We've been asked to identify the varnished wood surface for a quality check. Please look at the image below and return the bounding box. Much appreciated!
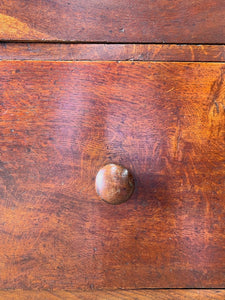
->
[1,43,225,62]
[0,289,225,299]
[0,1,225,43]
[0,61,225,289]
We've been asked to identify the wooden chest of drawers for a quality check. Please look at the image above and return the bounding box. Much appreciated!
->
[0,1,225,299]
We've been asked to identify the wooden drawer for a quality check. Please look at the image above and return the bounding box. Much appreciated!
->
[0,0,225,43]
[0,61,225,289]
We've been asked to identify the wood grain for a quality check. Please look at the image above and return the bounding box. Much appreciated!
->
[0,61,225,289]
[0,289,225,299]
[1,44,225,62]
[0,0,225,43]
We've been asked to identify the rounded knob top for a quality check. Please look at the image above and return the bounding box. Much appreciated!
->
[95,164,135,205]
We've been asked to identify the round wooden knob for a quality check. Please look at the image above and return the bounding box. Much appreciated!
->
[95,164,135,205]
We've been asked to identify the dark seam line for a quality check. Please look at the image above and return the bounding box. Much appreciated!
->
[1,60,225,63]
[116,287,225,290]
[0,40,225,46]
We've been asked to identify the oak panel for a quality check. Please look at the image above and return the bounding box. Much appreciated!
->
[1,43,225,62]
[0,289,225,299]
[0,0,225,43]
[0,62,225,289]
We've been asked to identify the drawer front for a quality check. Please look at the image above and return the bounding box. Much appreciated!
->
[0,0,225,43]
[0,61,225,289]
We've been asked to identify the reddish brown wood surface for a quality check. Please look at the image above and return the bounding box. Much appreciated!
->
[0,61,225,289]
[0,0,225,43]
[1,43,225,62]
[0,289,225,299]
